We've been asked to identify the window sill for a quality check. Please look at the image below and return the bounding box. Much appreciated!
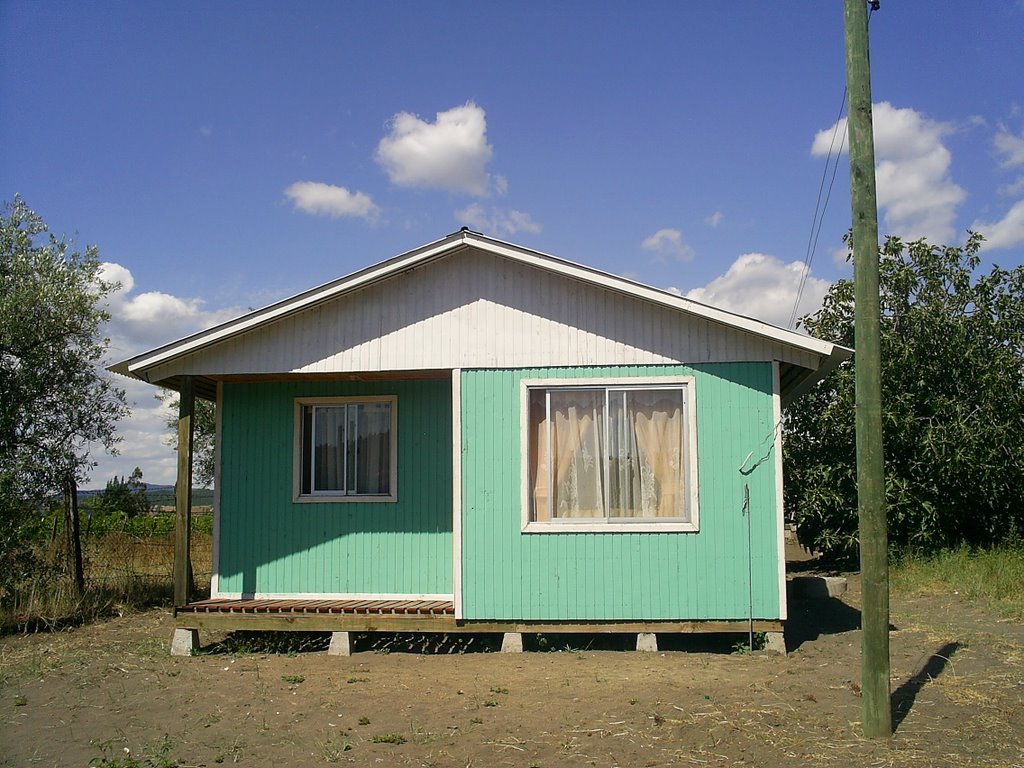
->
[293,494,397,504]
[522,521,699,534]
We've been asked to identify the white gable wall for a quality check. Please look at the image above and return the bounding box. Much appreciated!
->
[143,247,822,382]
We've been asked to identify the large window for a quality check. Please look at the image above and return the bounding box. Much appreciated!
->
[294,396,397,502]
[522,378,698,531]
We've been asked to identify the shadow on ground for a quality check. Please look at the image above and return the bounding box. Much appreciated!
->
[891,641,962,730]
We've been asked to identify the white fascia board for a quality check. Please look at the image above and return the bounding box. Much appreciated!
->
[122,232,469,376]
[462,234,840,359]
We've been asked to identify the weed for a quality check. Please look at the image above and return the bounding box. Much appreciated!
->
[358,716,370,725]
[489,686,509,694]
[346,676,369,684]
[315,734,352,762]
[372,733,406,744]
[628,697,638,705]
[469,717,484,725]
[282,674,305,685]
[411,724,440,745]
[14,693,28,706]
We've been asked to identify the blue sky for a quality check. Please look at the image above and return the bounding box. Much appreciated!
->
[3,1,1023,487]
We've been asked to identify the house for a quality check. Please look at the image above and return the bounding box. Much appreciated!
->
[111,229,849,655]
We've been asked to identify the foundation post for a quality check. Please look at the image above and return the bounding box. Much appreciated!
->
[328,632,352,656]
[764,631,787,655]
[171,628,199,656]
[500,632,524,653]
[636,632,658,652]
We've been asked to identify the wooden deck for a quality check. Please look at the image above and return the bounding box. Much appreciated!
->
[175,598,458,632]
[174,598,782,635]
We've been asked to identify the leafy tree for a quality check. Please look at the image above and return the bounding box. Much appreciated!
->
[94,467,149,517]
[0,196,128,592]
[784,233,1024,560]
[158,390,216,488]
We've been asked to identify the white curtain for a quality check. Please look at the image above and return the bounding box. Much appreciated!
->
[531,387,687,521]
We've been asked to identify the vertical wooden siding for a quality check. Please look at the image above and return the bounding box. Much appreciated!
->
[216,379,453,597]
[460,363,782,621]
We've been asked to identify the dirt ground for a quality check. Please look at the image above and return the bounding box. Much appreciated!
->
[2,571,1023,768]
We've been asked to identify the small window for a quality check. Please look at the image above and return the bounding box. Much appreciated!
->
[523,378,698,531]
[294,396,397,502]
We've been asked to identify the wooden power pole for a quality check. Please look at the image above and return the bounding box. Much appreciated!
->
[843,0,892,738]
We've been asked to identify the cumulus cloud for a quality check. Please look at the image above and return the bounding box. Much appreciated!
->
[642,228,695,263]
[994,125,1024,167]
[284,181,379,220]
[972,199,1024,251]
[91,263,250,487]
[813,102,965,243]
[375,102,495,195]
[99,262,244,357]
[705,211,725,228]
[455,203,541,236]
[685,252,830,329]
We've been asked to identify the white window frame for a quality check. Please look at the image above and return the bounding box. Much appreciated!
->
[520,375,699,533]
[293,395,398,503]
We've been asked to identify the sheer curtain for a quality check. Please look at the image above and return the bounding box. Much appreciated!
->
[529,386,687,522]
[629,391,685,518]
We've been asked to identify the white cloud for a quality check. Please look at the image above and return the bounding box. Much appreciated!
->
[972,199,1024,250]
[994,125,1024,167]
[284,181,380,220]
[813,102,965,243]
[91,263,249,487]
[455,203,541,236]
[642,228,695,262]
[375,102,495,195]
[999,176,1024,197]
[99,262,244,359]
[705,211,725,228]
[685,252,830,329]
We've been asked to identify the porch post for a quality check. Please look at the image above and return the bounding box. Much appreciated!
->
[173,376,195,607]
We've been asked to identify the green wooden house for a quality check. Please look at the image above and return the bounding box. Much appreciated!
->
[112,230,848,655]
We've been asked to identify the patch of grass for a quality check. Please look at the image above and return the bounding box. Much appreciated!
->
[357,716,370,725]
[489,685,509,694]
[346,676,369,684]
[893,544,1024,619]
[282,674,305,684]
[315,734,352,762]
[371,732,406,744]
[2,531,214,634]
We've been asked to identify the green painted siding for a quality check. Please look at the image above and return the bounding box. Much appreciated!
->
[216,379,453,596]
[460,363,781,620]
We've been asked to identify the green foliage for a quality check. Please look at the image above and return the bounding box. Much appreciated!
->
[785,233,1024,560]
[1,196,127,596]
[158,389,216,488]
[94,467,149,517]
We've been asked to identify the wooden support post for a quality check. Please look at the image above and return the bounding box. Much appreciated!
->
[64,474,84,598]
[844,0,892,738]
[173,377,195,608]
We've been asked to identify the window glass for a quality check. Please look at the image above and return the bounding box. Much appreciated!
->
[529,385,690,523]
[299,400,393,498]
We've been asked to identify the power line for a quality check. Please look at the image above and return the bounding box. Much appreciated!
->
[788,3,879,331]
[789,88,848,330]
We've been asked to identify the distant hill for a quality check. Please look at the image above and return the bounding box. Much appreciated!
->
[78,484,214,508]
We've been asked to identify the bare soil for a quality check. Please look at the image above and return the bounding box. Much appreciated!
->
[2,573,1022,767]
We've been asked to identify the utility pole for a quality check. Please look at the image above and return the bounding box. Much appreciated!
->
[843,0,891,738]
